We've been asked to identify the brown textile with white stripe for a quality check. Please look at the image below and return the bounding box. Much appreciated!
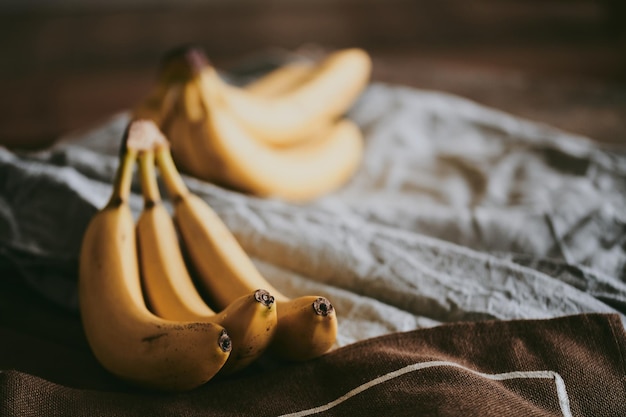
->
[2,313,625,416]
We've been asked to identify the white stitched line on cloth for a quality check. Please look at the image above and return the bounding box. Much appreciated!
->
[277,360,573,417]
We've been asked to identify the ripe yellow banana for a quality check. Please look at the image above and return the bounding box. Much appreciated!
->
[205,47,371,146]
[243,60,315,98]
[135,142,278,374]
[155,144,338,361]
[165,73,364,202]
[78,120,232,391]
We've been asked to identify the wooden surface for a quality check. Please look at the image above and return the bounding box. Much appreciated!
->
[1,0,625,150]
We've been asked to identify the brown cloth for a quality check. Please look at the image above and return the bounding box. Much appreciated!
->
[2,282,625,417]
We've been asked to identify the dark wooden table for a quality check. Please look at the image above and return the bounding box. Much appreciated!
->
[1,0,625,149]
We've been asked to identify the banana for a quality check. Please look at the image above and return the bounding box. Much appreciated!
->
[135,140,278,374]
[78,120,232,391]
[155,143,338,361]
[164,72,364,202]
[243,60,315,98]
[206,48,371,146]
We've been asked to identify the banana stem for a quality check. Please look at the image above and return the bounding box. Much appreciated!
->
[107,149,137,208]
[138,151,162,207]
[155,145,190,201]
[107,119,167,208]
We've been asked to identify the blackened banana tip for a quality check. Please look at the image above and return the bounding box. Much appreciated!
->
[218,329,232,353]
[312,297,334,317]
[254,289,275,307]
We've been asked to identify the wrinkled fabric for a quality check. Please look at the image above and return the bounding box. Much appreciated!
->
[1,82,625,348]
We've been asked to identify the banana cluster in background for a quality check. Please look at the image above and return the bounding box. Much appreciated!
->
[133,45,372,202]
[79,120,338,392]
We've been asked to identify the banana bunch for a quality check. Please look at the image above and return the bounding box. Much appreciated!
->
[153,129,339,361]
[134,45,371,202]
[79,119,338,391]
[80,120,231,391]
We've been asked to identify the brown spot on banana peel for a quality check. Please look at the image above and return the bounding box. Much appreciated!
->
[149,323,232,355]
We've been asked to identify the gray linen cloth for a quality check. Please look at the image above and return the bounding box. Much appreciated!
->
[1,82,625,348]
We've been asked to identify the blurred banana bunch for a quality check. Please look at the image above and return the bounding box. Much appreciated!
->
[133,45,372,202]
